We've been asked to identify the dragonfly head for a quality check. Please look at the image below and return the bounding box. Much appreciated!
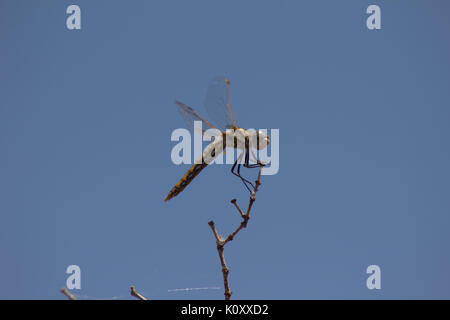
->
[254,130,270,150]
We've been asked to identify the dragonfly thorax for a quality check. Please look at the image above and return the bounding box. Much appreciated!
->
[223,128,269,151]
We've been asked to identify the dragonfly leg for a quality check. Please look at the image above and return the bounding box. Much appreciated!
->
[244,161,265,168]
[240,150,266,191]
[244,155,266,168]
[231,159,255,193]
[237,163,255,191]
[245,148,266,168]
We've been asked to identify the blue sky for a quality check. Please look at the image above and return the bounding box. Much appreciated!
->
[1,0,450,299]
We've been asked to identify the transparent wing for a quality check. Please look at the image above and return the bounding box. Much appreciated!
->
[204,76,236,130]
[174,100,218,134]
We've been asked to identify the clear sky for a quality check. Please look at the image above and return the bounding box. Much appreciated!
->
[1,0,450,299]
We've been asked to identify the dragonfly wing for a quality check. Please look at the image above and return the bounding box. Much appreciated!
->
[204,76,236,130]
[174,100,218,134]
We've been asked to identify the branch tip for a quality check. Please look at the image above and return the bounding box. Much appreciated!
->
[60,287,76,300]
[130,285,148,300]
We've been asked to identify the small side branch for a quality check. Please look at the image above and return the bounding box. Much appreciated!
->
[208,165,264,300]
[208,220,232,299]
[130,286,148,300]
[60,287,76,300]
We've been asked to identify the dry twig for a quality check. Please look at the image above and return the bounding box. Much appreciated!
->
[59,166,263,301]
[60,287,76,300]
[208,165,263,300]
[130,285,148,300]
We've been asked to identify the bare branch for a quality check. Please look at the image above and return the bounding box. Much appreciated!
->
[209,165,264,300]
[60,287,76,300]
[130,286,148,300]
[230,199,245,218]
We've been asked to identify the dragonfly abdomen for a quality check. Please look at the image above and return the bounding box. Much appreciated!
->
[164,162,208,202]
[164,136,225,202]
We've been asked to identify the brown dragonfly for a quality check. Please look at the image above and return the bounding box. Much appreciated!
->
[165,76,269,202]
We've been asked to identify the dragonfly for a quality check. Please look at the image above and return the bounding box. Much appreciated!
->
[164,76,269,202]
